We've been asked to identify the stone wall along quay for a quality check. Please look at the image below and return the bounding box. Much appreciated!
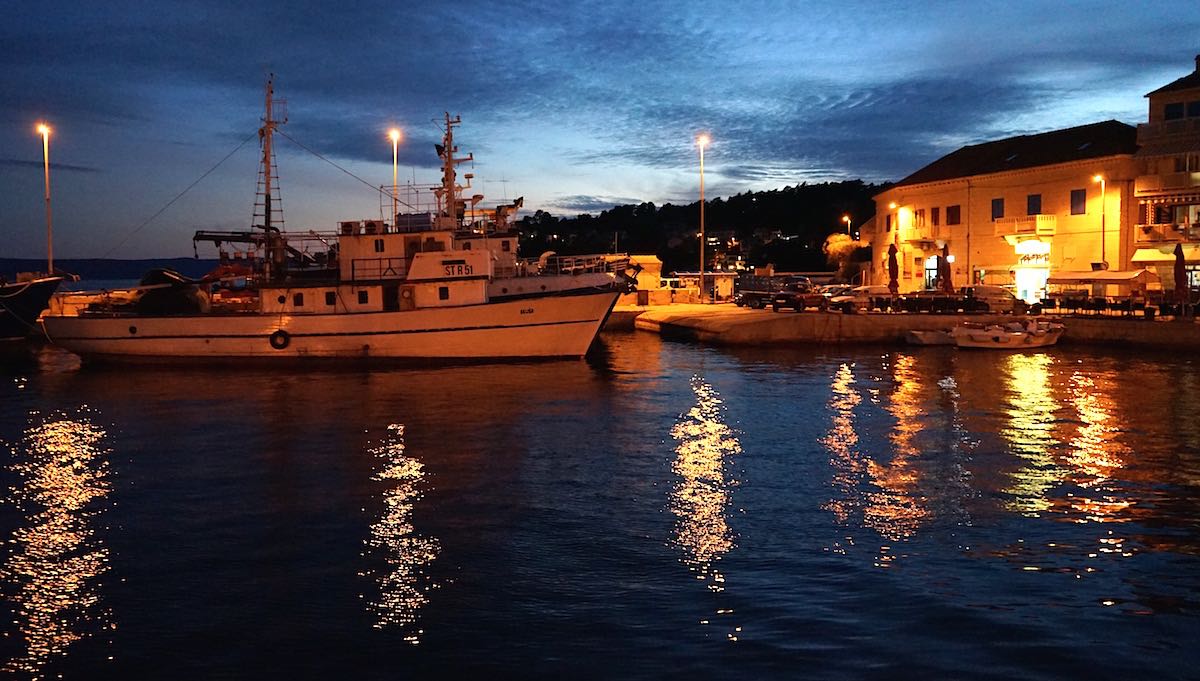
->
[621,304,1200,349]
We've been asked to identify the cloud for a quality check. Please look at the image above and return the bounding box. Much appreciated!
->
[0,158,100,173]
[545,194,647,214]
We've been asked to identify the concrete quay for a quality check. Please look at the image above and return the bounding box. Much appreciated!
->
[608,303,1200,350]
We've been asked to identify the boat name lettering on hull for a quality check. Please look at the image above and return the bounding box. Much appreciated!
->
[520,308,534,315]
[443,264,473,276]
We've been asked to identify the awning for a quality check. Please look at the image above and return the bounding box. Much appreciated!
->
[1046,269,1160,285]
[1132,245,1200,263]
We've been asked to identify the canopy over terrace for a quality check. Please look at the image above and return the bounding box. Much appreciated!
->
[1046,269,1160,285]
[1132,245,1200,264]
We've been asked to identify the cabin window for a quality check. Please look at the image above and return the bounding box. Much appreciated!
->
[931,207,940,226]
[325,291,336,306]
[991,198,1004,220]
[1165,102,1185,120]
[946,205,961,225]
[1026,194,1041,215]
[438,286,449,301]
[463,242,472,250]
[358,290,369,305]
[374,238,385,253]
[501,240,511,252]
[1070,189,1086,215]
[293,292,304,307]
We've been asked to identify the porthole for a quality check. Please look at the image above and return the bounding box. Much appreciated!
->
[128,326,137,335]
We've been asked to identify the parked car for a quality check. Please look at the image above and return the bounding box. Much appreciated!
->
[771,280,827,311]
[961,285,1029,313]
[828,284,896,313]
[899,289,969,313]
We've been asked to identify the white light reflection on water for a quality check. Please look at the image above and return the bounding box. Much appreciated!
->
[359,423,440,642]
[669,376,742,640]
[2,409,113,678]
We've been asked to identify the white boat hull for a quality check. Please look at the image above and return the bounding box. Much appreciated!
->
[42,290,619,360]
[952,325,1063,349]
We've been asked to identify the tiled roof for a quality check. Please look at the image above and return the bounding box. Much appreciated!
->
[1147,68,1200,96]
[893,120,1137,188]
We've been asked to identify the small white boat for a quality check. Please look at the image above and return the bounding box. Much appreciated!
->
[951,319,1064,349]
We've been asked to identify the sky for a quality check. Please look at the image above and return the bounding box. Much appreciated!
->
[2,0,1197,259]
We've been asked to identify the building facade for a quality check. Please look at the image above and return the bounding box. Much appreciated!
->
[868,55,1200,301]
[1130,55,1200,287]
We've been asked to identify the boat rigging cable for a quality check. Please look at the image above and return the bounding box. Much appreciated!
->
[274,129,417,211]
[102,131,259,257]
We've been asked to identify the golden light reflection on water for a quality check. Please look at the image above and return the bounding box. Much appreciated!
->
[867,354,929,543]
[670,376,742,640]
[822,363,863,527]
[1000,353,1064,515]
[2,410,112,678]
[1064,371,1131,524]
[359,424,440,642]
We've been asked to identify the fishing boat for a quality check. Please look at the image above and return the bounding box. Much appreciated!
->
[41,78,636,361]
[951,319,1064,349]
[1,275,63,340]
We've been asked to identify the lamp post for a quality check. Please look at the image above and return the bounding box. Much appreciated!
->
[389,128,402,227]
[842,214,852,236]
[696,133,710,303]
[37,123,53,274]
[1093,174,1107,268]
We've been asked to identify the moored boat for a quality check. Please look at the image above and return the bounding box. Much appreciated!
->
[951,319,1064,349]
[1,275,63,340]
[41,78,636,361]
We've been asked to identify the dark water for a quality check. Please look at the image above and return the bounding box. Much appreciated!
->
[2,333,1199,680]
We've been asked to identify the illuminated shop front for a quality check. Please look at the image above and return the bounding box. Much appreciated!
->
[1012,239,1051,303]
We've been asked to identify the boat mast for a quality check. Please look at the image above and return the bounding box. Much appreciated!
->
[255,75,288,277]
[434,113,472,230]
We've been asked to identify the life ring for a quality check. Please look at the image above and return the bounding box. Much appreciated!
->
[269,329,291,350]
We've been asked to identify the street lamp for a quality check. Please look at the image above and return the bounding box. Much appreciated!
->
[37,123,53,274]
[1093,174,1107,268]
[389,128,402,228]
[842,214,852,236]
[696,133,710,303]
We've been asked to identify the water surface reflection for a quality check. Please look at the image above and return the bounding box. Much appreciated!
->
[670,376,742,639]
[360,423,440,641]
[2,409,112,678]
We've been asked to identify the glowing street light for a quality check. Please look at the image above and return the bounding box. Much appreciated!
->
[1093,174,1107,268]
[696,133,710,303]
[37,123,53,273]
[388,128,402,227]
[842,214,852,235]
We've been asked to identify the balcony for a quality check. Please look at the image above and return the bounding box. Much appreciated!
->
[1135,172,1200,194]
[994,214,1056,238]
[901,225,946,244]
[1137,118,1200,145]
[1136,222,1200,244]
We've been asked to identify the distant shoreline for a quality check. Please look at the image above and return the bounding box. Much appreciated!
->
[1,257,218,280]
